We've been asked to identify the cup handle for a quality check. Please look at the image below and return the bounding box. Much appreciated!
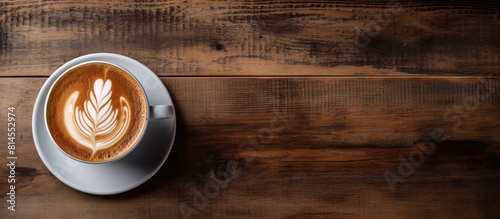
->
[149,105,174,120]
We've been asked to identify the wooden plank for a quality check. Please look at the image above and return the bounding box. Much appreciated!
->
[0,0,498,76]
[0,77,499,218]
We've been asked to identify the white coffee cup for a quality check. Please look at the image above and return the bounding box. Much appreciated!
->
[44,60,173,164]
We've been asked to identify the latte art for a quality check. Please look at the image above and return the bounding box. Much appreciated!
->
[64,78,131,155]
[46,62,148,162]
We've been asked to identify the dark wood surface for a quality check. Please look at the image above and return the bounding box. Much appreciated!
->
[1,1,499,218]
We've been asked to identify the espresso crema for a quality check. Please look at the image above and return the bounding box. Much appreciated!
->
[46,62,147,162]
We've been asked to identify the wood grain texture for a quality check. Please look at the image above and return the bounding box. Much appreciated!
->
[1,77,500,218]
[1,0,499,218]
[0,0,499,76]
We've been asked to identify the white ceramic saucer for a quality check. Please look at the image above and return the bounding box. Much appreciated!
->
[32,53,176,195]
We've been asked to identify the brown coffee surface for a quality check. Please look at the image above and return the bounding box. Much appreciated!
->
[46,62,147,162]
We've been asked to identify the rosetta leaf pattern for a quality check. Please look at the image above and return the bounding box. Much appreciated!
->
[64,78,131,155]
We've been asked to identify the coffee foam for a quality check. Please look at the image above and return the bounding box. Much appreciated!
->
[46,63,147,162]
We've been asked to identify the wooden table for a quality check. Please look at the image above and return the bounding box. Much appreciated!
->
[1,1,499,218]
